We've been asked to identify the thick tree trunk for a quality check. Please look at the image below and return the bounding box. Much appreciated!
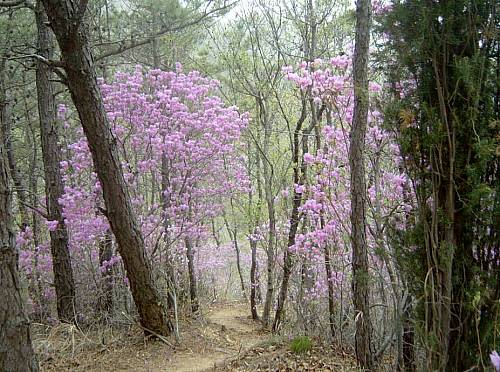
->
[0,120,39,372]
[35,1,76,323]
[40,0,171,336]
[349,0,373,369]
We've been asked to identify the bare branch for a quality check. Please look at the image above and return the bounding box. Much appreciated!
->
[0,0,25,7]
[19,200,49,220]
[16,53,65,68]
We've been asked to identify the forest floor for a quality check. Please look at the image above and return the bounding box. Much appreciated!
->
[34,301,359,371]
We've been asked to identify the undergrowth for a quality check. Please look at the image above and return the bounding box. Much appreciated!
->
[290,335,313,354]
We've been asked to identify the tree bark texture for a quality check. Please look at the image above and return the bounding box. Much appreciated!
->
[0,43,29,230]
[257,95,276,326]
[161,154,177,314]
[36,1,76,322]
[185,238,199,314]
[0,116,39,372]
[249,229,259,320]
[40,0,171,336]
[349,0,373,369]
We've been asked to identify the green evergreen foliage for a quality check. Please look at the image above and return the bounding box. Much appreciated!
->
[379,0,499,369]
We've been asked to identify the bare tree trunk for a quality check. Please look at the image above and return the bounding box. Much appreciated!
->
[98,229,113,317]
[272,185,301,332]
[40,0,171,336]
[256,95,276,326]
[247,138,260,321]
[36,1,76,323]
[349,0,373,368]
[26,116,50,321]
[224,213,246,300]
[323,234,336,340]
[315,101,336,342]
[185,237,199,314]
[0,42,29,231]
[402,296,415,371]
[232,229,246,300]
[0,117,39,372]
[161,154,177,314]
[249,230,259,320]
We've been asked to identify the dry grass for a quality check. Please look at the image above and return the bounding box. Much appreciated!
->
[31,302,359,371]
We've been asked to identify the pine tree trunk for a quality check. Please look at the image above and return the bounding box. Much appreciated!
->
[349,0,373,368]
[27,118,50,321]
[0,116,39,372]
[35,1,76,323]
[0,42,29,230]
[40,0,171,336]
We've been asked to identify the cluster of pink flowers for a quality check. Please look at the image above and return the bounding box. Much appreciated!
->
[18,65,250,309]
[281,57,412,300]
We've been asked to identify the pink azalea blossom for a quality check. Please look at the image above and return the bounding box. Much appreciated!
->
[46,220,59,232]
[491,351,500,371]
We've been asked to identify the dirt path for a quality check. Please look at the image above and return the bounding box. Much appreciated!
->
[168,303,267,372]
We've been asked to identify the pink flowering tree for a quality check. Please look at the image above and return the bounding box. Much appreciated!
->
[20,65,249,319]
[276,56,412,335]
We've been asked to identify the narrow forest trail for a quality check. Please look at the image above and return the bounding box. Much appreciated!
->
[167,303,268,372]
